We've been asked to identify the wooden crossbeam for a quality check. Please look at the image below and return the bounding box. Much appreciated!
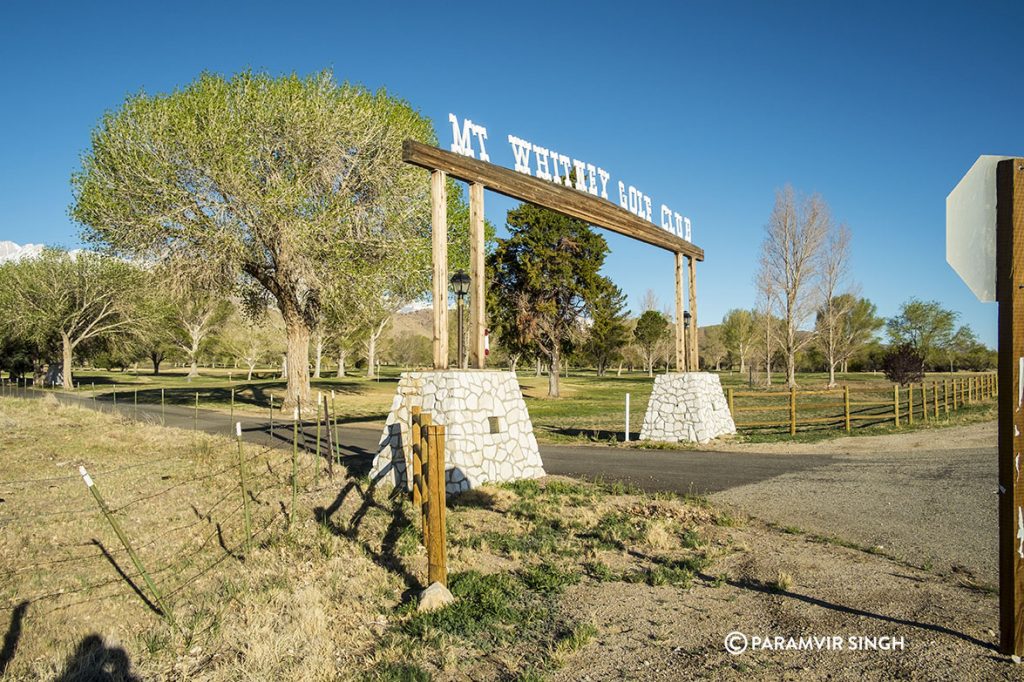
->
[404,140,704,260]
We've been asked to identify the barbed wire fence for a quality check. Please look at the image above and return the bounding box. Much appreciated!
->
[0,389,356,633]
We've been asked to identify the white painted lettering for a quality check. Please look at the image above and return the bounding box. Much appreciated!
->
[597,168,610,199]
[533,144,552,181]
[508,135,533,175]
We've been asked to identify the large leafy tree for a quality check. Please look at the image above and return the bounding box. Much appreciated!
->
[488,204,608,397]
[633,310,670,377]
[720,309,756,373]
[71,70,442,409]
[886,299,957,368]
[584,280,630,376]
[0,249,146,388]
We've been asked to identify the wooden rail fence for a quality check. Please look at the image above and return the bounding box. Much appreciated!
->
[726,373,997,436]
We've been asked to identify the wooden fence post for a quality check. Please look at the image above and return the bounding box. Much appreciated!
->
[894,385,900,426]
[944,380,949,416]
[933,382,939,419]
[424,423,448,586]
[727,387,734,416]
[908,385,914,425]
[844,385,851,433]
[789,387,797,436]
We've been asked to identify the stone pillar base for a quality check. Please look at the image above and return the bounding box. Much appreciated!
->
[369,370,545,495]
[639,372,736,444]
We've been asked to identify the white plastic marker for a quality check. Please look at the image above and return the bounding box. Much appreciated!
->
[625,393,631,443]
[79,465,94,488]
[236,422,242,438]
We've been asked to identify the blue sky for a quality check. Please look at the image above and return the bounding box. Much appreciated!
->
[1,1,1018,345]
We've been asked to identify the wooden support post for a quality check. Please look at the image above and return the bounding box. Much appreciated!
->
[431,170,449,370]
[411,407,423,508]
[934,382,939,419]
[997,158,1024,656]
[727,387,734,416]
[687,255,698,371]
[424,423,448,586]
[944,379,950,416]
[844,385,851,433]
[674,252,685,371]
[789,387,797,436]
[419,413,432,549]
[894,385,900,427]
[469,182,486,369]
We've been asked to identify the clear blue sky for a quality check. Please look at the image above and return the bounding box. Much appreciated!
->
[1,1,1018,346]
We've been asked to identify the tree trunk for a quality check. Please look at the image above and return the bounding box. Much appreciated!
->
[247,364,255,381]
[282,323,310,410]
[548,349,560,398]
[509,354,520,373]
[787,351,796,388]
[827,361,836,388]
[188,357,198,378]
[61,332,74,390]
[617,362,623,376]
[366,334,377,379]
[535,357,542,377]
[336,350,346,378]
[280,354,287,379]
[150,351,162,375]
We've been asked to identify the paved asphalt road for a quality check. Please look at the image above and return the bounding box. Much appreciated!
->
[16,388,995,583]
[23,388,833,493]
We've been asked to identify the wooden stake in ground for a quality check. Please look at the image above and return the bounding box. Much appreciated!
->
[997,158,1024,656]
[424,422,447,586]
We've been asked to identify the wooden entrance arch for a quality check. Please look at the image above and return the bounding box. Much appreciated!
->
[402,140,706,372]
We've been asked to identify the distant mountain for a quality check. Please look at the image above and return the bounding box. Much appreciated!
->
[0,241,44,263]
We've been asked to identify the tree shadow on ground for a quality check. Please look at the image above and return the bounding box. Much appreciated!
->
[546,427,628,442]
[53,634,140,682]
[314,479,421,599]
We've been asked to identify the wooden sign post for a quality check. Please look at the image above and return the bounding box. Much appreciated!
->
[997,158,1024,657]
[407,140,704,373]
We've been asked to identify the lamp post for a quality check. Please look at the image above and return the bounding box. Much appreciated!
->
[450,270,471,370]
[683,311,692,372]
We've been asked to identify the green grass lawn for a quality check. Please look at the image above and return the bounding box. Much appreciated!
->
[33,365,995,444]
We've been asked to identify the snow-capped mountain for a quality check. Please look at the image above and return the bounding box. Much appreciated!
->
[0,241,44,263]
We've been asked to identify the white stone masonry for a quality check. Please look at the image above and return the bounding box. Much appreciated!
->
[639,372,736,443]
[369,370,545,495]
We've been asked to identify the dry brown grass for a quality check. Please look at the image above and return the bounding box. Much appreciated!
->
[0,397,727,681]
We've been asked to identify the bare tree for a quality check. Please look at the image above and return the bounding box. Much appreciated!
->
[754,268,779,386]
[757,186,830,387]
[814,226,854,387]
